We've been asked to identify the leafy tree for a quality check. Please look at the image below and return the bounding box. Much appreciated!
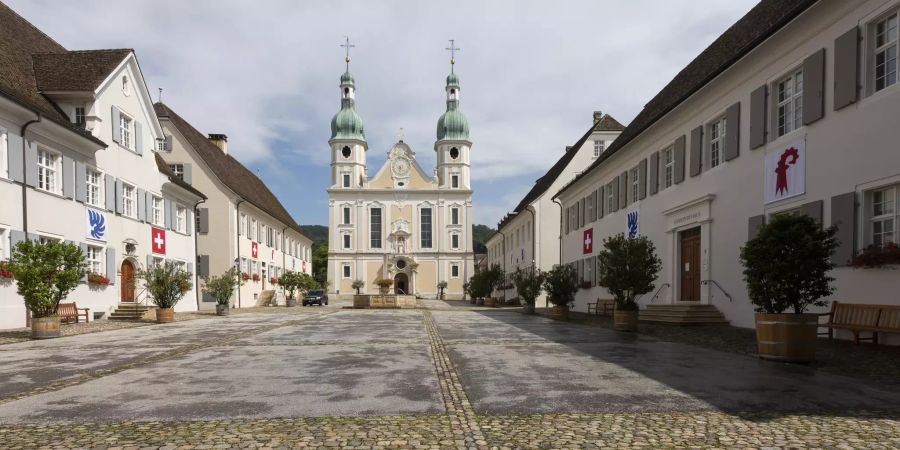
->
[138,262,193,309]
[352,279,365,295]
[597,234,662,311]
[740,214,838,314]
[202,267,242,306]
[8,240,86,318]
[279,271,318,300]
[542,264,579,308]
[312,242,328,287]
[468,264,504,299]
[437,280,448,297]
[511,267,545,306]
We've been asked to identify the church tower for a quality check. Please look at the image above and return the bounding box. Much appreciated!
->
[330,49,367,190]
[434,47,470,191]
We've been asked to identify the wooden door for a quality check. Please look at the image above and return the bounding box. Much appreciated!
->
[679,227,701,302]
[120,260,135,302]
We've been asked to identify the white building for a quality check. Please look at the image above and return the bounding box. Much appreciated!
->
[486,112,624,305]
[555,0,900,343]
[155,103,313,308]
[326,65,475,299]
[0,4,205,328]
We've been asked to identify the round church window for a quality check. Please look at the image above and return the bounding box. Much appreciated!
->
[396,259,407,269]
[450,147,459,159]
[341,146,351,158]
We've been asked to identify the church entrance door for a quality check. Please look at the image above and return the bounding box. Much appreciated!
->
[394,273,409,295]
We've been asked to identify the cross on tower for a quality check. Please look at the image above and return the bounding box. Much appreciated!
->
[445,39,460,72]
[341,36,355,71]
[398,127,405,142]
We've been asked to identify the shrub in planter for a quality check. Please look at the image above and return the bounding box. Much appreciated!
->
[87,272,110,286]
[849,242,900,268]
[375,278,393,295]
[241,272,250,281]
[8,240,86,339]
[597,234,662,332]
[542,264,579,320]
[437,281,448,300]
[511,267,545,314]
[740,214,838,362]
[203,268,242,315]
[251,273,261,282]
[138,262,193,323]
[279,271,317,306]
[352,279,365,295]
[0,261,14,279]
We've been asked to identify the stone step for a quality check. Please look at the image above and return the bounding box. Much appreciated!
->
[639,315,730,324]
[640,303,729,324]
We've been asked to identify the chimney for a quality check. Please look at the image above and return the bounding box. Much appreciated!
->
[593,111,604,123]
[208,133,228,154]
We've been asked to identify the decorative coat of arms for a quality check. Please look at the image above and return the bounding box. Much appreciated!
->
[86,208,107,241]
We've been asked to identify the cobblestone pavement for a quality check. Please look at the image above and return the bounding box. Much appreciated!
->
[1,308,899,449]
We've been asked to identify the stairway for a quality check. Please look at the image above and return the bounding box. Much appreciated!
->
[640,303,729,324]
[109,303,151,320]
[256,290,276,307]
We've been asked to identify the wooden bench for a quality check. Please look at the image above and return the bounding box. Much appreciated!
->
[818,301,900,344]
[587,299,614,316]
[57,302,90,324]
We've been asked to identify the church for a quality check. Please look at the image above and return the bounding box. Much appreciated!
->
[326,55,475,300]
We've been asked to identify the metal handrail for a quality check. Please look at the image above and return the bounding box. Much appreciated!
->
[650,283,671,303]
[701,279,733,302]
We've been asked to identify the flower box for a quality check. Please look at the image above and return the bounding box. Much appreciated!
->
[241,272,251,281]
[252,274,261,282]
[269,277,278,284]
[849,243,900,268]
[0,261,13,279]
[87,272,110,285]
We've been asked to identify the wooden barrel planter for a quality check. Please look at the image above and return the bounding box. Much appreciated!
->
[754,313,819,363]
[552,305,569,320]
[614,310,639,332]
[522,304,535,314]
[156,307,175,323]
[31,316,60,339]
[215,304,230,316]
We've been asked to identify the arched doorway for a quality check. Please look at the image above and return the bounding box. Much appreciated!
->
[120,260,135,302]
[394,273,409,295]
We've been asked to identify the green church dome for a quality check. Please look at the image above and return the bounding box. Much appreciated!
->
[446,72,459,87]
[436,107,469,141]
[340,71,355,85]
[331,71,365,141]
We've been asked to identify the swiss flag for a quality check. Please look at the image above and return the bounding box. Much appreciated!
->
[251,241,258,258]
[583,228,593,255]
[151,227,166,255]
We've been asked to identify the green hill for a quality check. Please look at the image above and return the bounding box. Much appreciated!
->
[472,224,496,254]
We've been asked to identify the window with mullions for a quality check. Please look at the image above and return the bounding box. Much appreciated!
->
[776,70,803,137]
[86,245,103,273]
[86,168,104,207]
[370,208,382,248]
[37,148,60,193]
[420,208,433,248]
[707,117,726,169]
[874,11,899,92]
[869,185,898,247]
[662,146,675,188]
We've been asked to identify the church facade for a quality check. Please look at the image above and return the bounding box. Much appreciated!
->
[326,67,475,300]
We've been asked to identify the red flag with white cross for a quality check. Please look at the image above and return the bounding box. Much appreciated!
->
[583,228,593,254]
[251,242,258,258]
[151,227,166,255]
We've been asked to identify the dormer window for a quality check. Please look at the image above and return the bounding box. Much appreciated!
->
[74,106,86,128]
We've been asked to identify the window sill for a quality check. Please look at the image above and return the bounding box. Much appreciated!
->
[766,128,806,149]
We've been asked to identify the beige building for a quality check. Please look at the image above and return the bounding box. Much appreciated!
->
[327,65,475,299]
[155,103,313,308]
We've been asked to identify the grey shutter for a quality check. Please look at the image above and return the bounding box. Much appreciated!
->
[105,175,116,211]
[7,132,24,183]
[165,135,173,152]
[199,255,210,278]
[137,188,146,222]
[147,254,154,268]
[24,140,37,187]
[111,106,121,144]
[724,102,740,161]
[164,199,173,230]
[748,215,766,241]
[186,208,193,235]
[187,262,194,276]
[115,178,124,214]
[834,27,859,110]
[800,199,824,225]
[830,192,856,266]
[673,135,686,184]
[802,48,825,125]
[146,191,154,222]
[182,163,192,184]
[649,151,659,195]
[689,126,703,177]
[198,207,209,233]
[62,155,74,199]
[598,185,604,218]
[750,85,767,149]
[612,181,619,212]
[75,161,86,203]
[638,159,647,200]
[589,191,595,222]
[106,247,116,285]
[9,230,26,250]
[79,243,89,282]
[134,121,143,155]
[618,172,627,208]
[580,197,586,227]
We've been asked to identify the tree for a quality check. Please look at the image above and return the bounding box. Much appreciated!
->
[437,281,448,297]
[597,234,662,311]
[8,240,86,318]
[280,271,319,300]
[138,262,193,309]
[352,279,365,295]
[202,267,242,306]
[511,267,545,306]
[312,243,328,287]
[740,214,838,314]
[468,264,504,299]
[542,264,579,308]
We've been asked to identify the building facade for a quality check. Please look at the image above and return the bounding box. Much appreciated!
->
[555,0,900,343]
[0,4,204,328]
[486,112,624,305]
[327,67,475,299]
[155,103,313,308]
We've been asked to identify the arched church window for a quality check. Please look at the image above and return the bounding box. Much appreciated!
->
[341,146,351,158]
[450,89,456,95]
[344,87,349,95]
[396,259,407,269]
[450,147,459,159]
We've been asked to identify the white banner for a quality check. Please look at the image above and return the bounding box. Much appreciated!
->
[626,208,640,238]
[86,208,107,241]
[764,139,806,204]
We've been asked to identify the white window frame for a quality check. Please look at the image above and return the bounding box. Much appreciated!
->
[451,175,459,189]
[37,148,61,194]
[867,184,898,247]
[122,183,136,218]
[74,106,86,128]
[250,218,257,240]
[451,233,460,250]
[85,167,104,207]
[662,146,674,189]
[342,173,351,188]
[0,227,7,260]
[873,10,899,93]
[606,182,615,213]
[707,117,726,169]
[152,196,163,226]
[451,207,460,225]
[175,205,187,233]
[776,69,803,137]
[169,164,184,180]
[593,139,605,158]
[451,263,460,278]
[119,112,133,150]
[86,245,104,274]
[630,167,639,203]
[343,207,351,225]
[342,263,351,279]
[342,233,351,250]
[240,213,247,236]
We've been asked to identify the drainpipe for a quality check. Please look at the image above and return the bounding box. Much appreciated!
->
[552,198,563,308]
[235,199,246,308]
[525,206,537,270]
[20,114,42,235]
[281,225,290,301]
[192,198,206,311]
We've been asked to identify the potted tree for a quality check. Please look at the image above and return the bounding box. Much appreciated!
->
[740,214,838,362]
[511,267,545,314]
[352,279,365,295]
[8,240,86,339]
[597,234,662,332]
[138,262,193,323]
[437,281,448,300]
[203,268,241,316]
[542,264,579,320]
[279,272,300,307]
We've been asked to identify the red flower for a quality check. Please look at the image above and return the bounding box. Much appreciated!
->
[87,272,110,285]
[252,273,260,282]
[849,242,900,268]
[241,272,251,281]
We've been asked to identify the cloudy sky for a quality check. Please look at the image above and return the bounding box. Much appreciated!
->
[10,0,757,227]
